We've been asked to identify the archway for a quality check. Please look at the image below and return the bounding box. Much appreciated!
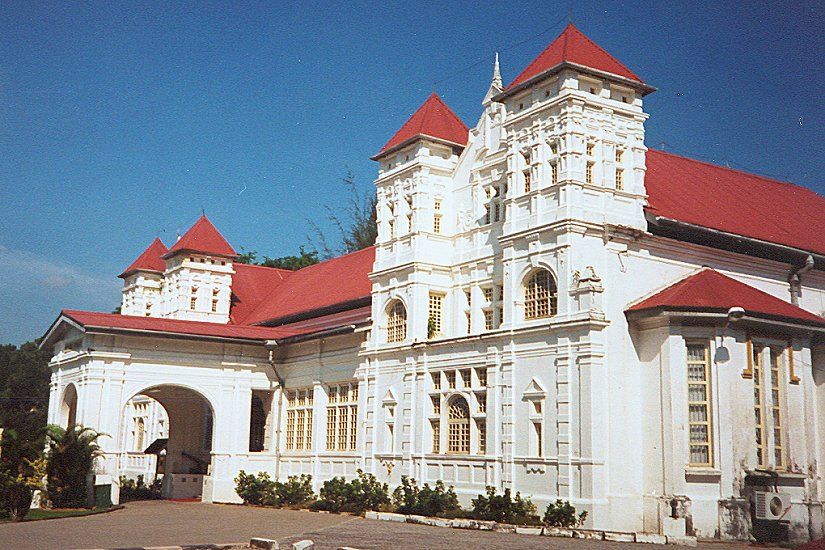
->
[121,384,214,500]
[60,383,78,428]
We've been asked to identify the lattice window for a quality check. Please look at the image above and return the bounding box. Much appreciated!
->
[446,370,456,389]
[431,371,441,390]
[326,383,358,451]
[586,142,594,156]
[460,369,472,388]
[447,397,470,454]
[477,391,486,414]
[285,388,313,451]
[476,368,487,388]
[484,309,494,330]
[753,343,766,467]
[387,300,407,343]
[428,293,443,337]
[615,169,624,191]
[615,148,623,163]
[432,420,440,453]
[190,285,198,310]
[433,215,442,234]
[431,395,441,415]
[769,349,785,468]
[550,162,558,184]
[586,161,594,184]
[477,419,486,454]
[687,343,713,466]
[524,269,558,319]
[523,170,532,193]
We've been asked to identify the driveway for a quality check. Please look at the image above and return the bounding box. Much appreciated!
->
[0,500,754,550]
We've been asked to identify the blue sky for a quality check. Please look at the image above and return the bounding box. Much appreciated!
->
[1,1,823,344]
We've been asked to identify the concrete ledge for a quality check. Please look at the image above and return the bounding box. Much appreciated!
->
[250,537,279,549]
[364,509,700,546]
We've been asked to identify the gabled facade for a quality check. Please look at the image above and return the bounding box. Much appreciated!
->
[41,24,825,543]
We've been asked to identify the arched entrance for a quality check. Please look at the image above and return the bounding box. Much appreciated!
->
[121,384,214,500]
[60,383,78,428]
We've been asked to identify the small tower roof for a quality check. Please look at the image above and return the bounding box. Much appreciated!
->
[118,238,168,278]
[163,214,237,259]
[506,23,648,92]
[372,93,469,160]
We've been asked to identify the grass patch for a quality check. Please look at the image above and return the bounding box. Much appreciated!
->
[1,506,120,523]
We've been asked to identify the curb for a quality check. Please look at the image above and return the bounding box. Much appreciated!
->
[365,511,697,546]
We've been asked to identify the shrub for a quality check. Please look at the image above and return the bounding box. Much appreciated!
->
[471,486,537,524]
[46,425,104,508]
[274,474,314,507]
[316,469,389,513]
[392,476,460,517]
[234,470,276,506]
[543,499,587,528]
[119,475,162,502]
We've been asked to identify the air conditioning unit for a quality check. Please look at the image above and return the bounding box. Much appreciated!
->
[754,491,792,521]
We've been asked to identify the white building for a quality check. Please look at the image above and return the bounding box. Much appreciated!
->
[42,24,825,542]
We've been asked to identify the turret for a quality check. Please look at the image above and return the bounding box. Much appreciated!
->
[118,238,168,317]
[160,215,237,323]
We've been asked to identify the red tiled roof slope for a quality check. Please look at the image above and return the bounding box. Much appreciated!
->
[242,246,375,325]
[164,215,237,258]
[230,263,293,324]
[119,238,168,278]
[645,149,825,257]
[627,268,825,327]
[376,93,469,157]
[509,23,643,89]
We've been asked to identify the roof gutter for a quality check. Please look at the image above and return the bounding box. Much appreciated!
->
[82,325,266,346]
[647,214,825,268]
[625,309,825,334]
[266,324,359,347]
[370,134,467,161]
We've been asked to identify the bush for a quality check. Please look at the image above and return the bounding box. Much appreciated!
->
[392,476,460,517]
[471,486,537,524]
[119,475,162,502]
[46,425,104,508]
[316,469,389,513]
[274,474,314,507]
[234,470,276,506]
[543,499,587,528]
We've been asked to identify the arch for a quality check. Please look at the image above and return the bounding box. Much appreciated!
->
[523,267,558,319]
[446,395,470,455]
[385,298,408,343]
[60,383,78,428]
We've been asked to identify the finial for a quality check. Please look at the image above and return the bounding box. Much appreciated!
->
[568,6,573,24]
[492,52,502,88]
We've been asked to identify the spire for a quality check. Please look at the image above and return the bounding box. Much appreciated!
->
[372,93,469,160]
[484,52,504,104]
[118,238,168,278]
[506,23,646,91]
[163,214,237,259]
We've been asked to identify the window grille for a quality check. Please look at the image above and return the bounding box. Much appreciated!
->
[387,301,407,343]
[428,293,443,337]
[524,269,558,319]
[753,344,766,467]
[447,397,470,454]
[687,343,712,466]
[769,349,785,468]
[285,388,313,451]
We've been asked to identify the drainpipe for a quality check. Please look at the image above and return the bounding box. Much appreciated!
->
[788,254,815,306]
[268,348,285,481]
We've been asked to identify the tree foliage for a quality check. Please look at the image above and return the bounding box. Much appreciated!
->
[235,245,319,271]
[308,170,377,258]
[46,425,105,508]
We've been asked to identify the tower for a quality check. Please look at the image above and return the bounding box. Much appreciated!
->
[119,238,168,317]
[160,215,237,323]
[369,93,469,344]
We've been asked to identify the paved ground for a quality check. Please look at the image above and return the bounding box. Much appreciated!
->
[0,500,756,550]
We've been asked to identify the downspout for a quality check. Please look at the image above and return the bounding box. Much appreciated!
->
[788,254,815,306]
[268,348,285,481]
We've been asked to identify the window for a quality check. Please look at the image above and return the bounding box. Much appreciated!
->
[211,288,219,312]
[752,343,766,467]
[466,312,472,333]
[431,371,441,390]
[446,370,456,389]
[326,383,358,451]
[533,421,543,457]
[431,420,440,453]
[615,149,623,163]
[477,420,486,454]
[586,161,594,184]
[434,198,442,211]
[428,292,443,337]
[476,391,487,414]
[388,219,394,239]
[586,142,594,157]
[145,303,152,317]
[476,367,487,387]
[431,395,441,414]
[549,141,558,156]
[433,215,442,234]
[407,213,413,233]
[524,269,558,319]
[550,161,558,184]
[523,169,532,193]
[484,309,494,330]
[460,369,472,388]
[249,394,266,452]
[285,388,313,451]
[387,300,407,343]
[190,286,198,310]
[447,396,470,454]
[769,349,785,468]
[686,343,712,466]
[615,169,624,191]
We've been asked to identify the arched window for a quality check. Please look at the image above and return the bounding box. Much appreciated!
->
[524,269,557,319]
[387,300,407,343]
[447,396,470,454]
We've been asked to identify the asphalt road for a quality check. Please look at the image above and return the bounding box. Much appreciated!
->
[0,500,755,550]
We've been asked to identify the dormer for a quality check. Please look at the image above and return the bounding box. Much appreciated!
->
[118,238,168,317]
[160,214,237,323]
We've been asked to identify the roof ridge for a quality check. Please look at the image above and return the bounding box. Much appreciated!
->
[648,148,821,196]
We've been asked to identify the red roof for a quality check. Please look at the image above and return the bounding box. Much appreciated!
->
[374,93,469,159]
[241,246,375,325]
[229,263,293,324]
[645,149,825,257]
[118,238,168,278]
[626,268,825,327]
[164,215,237,259]
[508,23,643,90]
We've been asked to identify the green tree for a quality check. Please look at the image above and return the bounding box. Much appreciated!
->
[309,170,377,258]
[46,425,105,508]
[235,246,319,270]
